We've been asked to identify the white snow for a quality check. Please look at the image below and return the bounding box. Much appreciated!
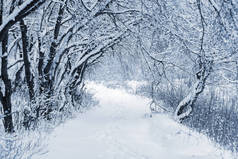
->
[33,82,235,159]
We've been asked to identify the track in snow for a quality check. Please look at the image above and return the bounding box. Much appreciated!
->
[33,82,234,159]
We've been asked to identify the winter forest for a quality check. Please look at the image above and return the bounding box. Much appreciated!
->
[0,0,238,158]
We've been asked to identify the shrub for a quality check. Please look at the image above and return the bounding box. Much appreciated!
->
[145,80,238,152]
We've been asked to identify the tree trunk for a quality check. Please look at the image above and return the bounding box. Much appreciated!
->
[20,19,35,101]
[43,4,64,84]
[174,61,213,121]
[0,34,14,133]
[0,0,14,133]
[174,79,205,121]
[0,0,46,42]
[37,4,65,118]
[0,92,14,133]
[68,61,87,106]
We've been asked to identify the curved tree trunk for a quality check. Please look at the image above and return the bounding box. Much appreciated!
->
[174,79,205,121]
[174,60,213,121]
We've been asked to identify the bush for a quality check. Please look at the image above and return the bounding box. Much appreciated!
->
[11,82,97,131]
[145,80,238,152]
[0,130,47,159]
[184,90,238,152]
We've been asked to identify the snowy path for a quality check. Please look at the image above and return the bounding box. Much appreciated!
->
[33,82,233,159]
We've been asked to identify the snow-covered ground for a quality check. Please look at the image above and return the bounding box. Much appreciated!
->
[33,82,235,159]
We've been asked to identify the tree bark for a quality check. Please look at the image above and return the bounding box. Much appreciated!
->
[0,0,46,42]
[174,79,205,121]
[174,61,213,121]
[0,0,14,133]
[0,50,14,133]
[43,4,65,84]
[37,4,65,118]
[20,19,35,101]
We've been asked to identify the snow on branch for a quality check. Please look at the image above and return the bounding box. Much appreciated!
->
[0,0,46,42]
[70,31,128,77]
[81,0,98,11]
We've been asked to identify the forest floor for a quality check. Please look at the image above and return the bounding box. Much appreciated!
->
[33,82,235,159]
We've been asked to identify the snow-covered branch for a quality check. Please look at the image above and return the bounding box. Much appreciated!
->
[0,0,46,41]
